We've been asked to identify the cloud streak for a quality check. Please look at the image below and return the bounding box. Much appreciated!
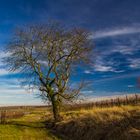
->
[128,58,140,69]
[94,72,140,84]
[92,26,140,39]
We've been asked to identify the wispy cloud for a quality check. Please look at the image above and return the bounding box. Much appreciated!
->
[92,26,140,39]
[127,85,134,88]
[84,70,94,74]
[111,45,139,55]
[93,57,124,73]
[94,64,114,72]
[128,58,140,69]
[0,69,9,75]
[92,27,140,73]
[94,72,140,84]
[0,52,19,75]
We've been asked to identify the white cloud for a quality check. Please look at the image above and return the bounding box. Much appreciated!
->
[0,52,9,75]
[128,58,140,69]
[0,69,9,75]
[94,72,140,84]
[94,64,114,72]
[92,27,140,39]
[127,85,134,88]
[81,90,93,94]
[0,68,18,76]
[84,70,93,74]
[111,46,136,55]
[113,70,125,73]
[0,88,26,94]
[93,57,122,72]
[0,51,20,75]
[0,79,42,106]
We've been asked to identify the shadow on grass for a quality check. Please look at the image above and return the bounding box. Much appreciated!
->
[7,121,45,129]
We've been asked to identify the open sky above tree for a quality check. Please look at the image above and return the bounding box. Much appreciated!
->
[0,0,140,105]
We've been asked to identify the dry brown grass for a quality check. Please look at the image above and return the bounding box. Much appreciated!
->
[48,105,140,140]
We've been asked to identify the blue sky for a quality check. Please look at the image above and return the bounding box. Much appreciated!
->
[0,0,140,105]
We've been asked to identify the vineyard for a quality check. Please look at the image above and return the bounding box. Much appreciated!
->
[65,94,140,111]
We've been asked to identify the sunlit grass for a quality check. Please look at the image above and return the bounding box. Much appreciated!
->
[56,105,140,140]
[0,108,59,140]
[62,105,139,120]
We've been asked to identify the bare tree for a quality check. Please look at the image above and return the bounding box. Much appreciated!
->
[4,22,93,122]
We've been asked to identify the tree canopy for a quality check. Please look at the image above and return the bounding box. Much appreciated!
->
[4,22,93,121]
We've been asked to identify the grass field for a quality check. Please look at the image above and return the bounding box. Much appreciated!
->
[0,102,139,140]
[0,107,59,140]
[55,104,140,140]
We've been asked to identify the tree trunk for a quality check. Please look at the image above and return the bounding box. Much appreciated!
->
[51,96,61,122]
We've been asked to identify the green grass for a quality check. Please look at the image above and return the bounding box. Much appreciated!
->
[0,109,59,140]
[0,124,53,140]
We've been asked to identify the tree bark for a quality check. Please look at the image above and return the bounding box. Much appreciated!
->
[51,96,61,122]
